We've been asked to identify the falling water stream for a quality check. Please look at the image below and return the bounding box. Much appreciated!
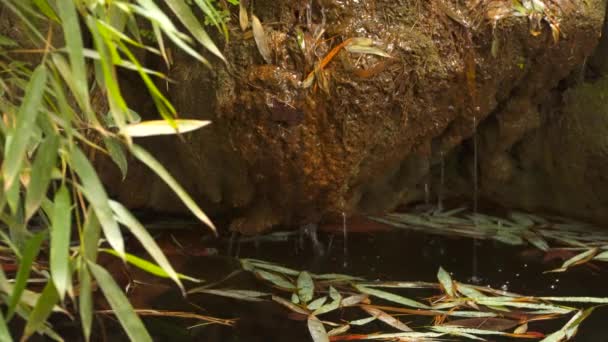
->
[471,116,480,283]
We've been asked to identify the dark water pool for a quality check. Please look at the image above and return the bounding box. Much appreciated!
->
[48,220,608,342]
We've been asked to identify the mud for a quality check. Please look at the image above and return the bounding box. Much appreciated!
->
[100,0,607,233]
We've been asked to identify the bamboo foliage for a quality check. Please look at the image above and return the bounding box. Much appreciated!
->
[0,0,234,339]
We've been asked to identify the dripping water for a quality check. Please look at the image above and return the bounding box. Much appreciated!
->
[342,212,348,268]
[471,115,481,283]
[438,152,445,211]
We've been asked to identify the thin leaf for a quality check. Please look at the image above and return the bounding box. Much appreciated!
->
[255,270,295,290]
[239,0,249,31]
[70,147,124,258]
[437,267,454,296]
[123,119,211,137]
[79,265,93,341]
[88,262,152,342]
[130,144,216,233]
[362,306,412,332]
[272,295,310,315]
[297,271,314,303]
[163,0,225,62]
[313,286,342,316]
[354,285,430,309]
[23,282,59,339]
[25,134,59,220]
[103,137,128,180]
[307,315,329,342]
[7,231,45,319]
[4,66,47,189]
[50,185,72,300]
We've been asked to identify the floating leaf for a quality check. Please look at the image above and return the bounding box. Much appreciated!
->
[307,315,329,342]
[313,286,342,316]
[362,306,412,332]
[297,271,314,303]
[256,270,295,290]
[272,295,309,315]
[188,288,269,302]
[354,285,429,309]
[547,248,598,273]
[437,267,454,297]
[307,296,327,310]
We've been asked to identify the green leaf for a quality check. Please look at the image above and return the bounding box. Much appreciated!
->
[123,120,211,137]
[437,267,454,296]
[0,34,17,47]
[23,281,59,339]
[3,65,47,190]
[130,144,216,233]
[56,0,96,124]
[255,270,295,290]
[354,285,429,309]
[100,248,200,283]
[297,271,314,303]
[547,248,598,273]
[0,310,11,342]
[25,134,59,220]
[307,315,329,342]
[163,0,225,62]
[108,201,191,290]
[82,207,101,262]
[33,0,59,22]
[88,262,152,342]
[50,185,72,300]
[7,231,45,319]
[79,264,93,342]
[307,296,327,311]
[69,146,124,258]
[188,288,269,302]
[103,136,128,180]
[312,286,342,316]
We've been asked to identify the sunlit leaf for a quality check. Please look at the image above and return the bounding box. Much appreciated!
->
[313,286,342,315]
[307,296,327,310]
[188,288,269,302]
[123,119,211,137]
[251,15,272,64]
[437,267,454,297]
[239,0,249,31]
[362,306,412,332]
[23,282,59,339]
[297,271,314,303]
[255,270,295,290]
[103,136,128,180]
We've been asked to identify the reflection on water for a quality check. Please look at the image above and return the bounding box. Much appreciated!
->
[53,218,608,341]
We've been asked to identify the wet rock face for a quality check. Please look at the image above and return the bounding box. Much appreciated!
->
[104,1,606,233]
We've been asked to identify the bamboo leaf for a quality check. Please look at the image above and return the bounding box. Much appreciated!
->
[123,120,211,137]
[297,271,314,303]
[163,0,226,62]
[25,134,59,220]
[50,185,72,300]
[307,315,329,342]
[0,311,11,342]
[188,288,269,302]
[255,270,295,290]
[7,231,45,319]
[88,262,152,342]
[354,285,429,309]
[130,144,216,233]
[108,201,188,290]
[69,146,124,258]
[437,267,454,297]
[23,281,59,339]
[251,15,272,64]
[3,66,47,190]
